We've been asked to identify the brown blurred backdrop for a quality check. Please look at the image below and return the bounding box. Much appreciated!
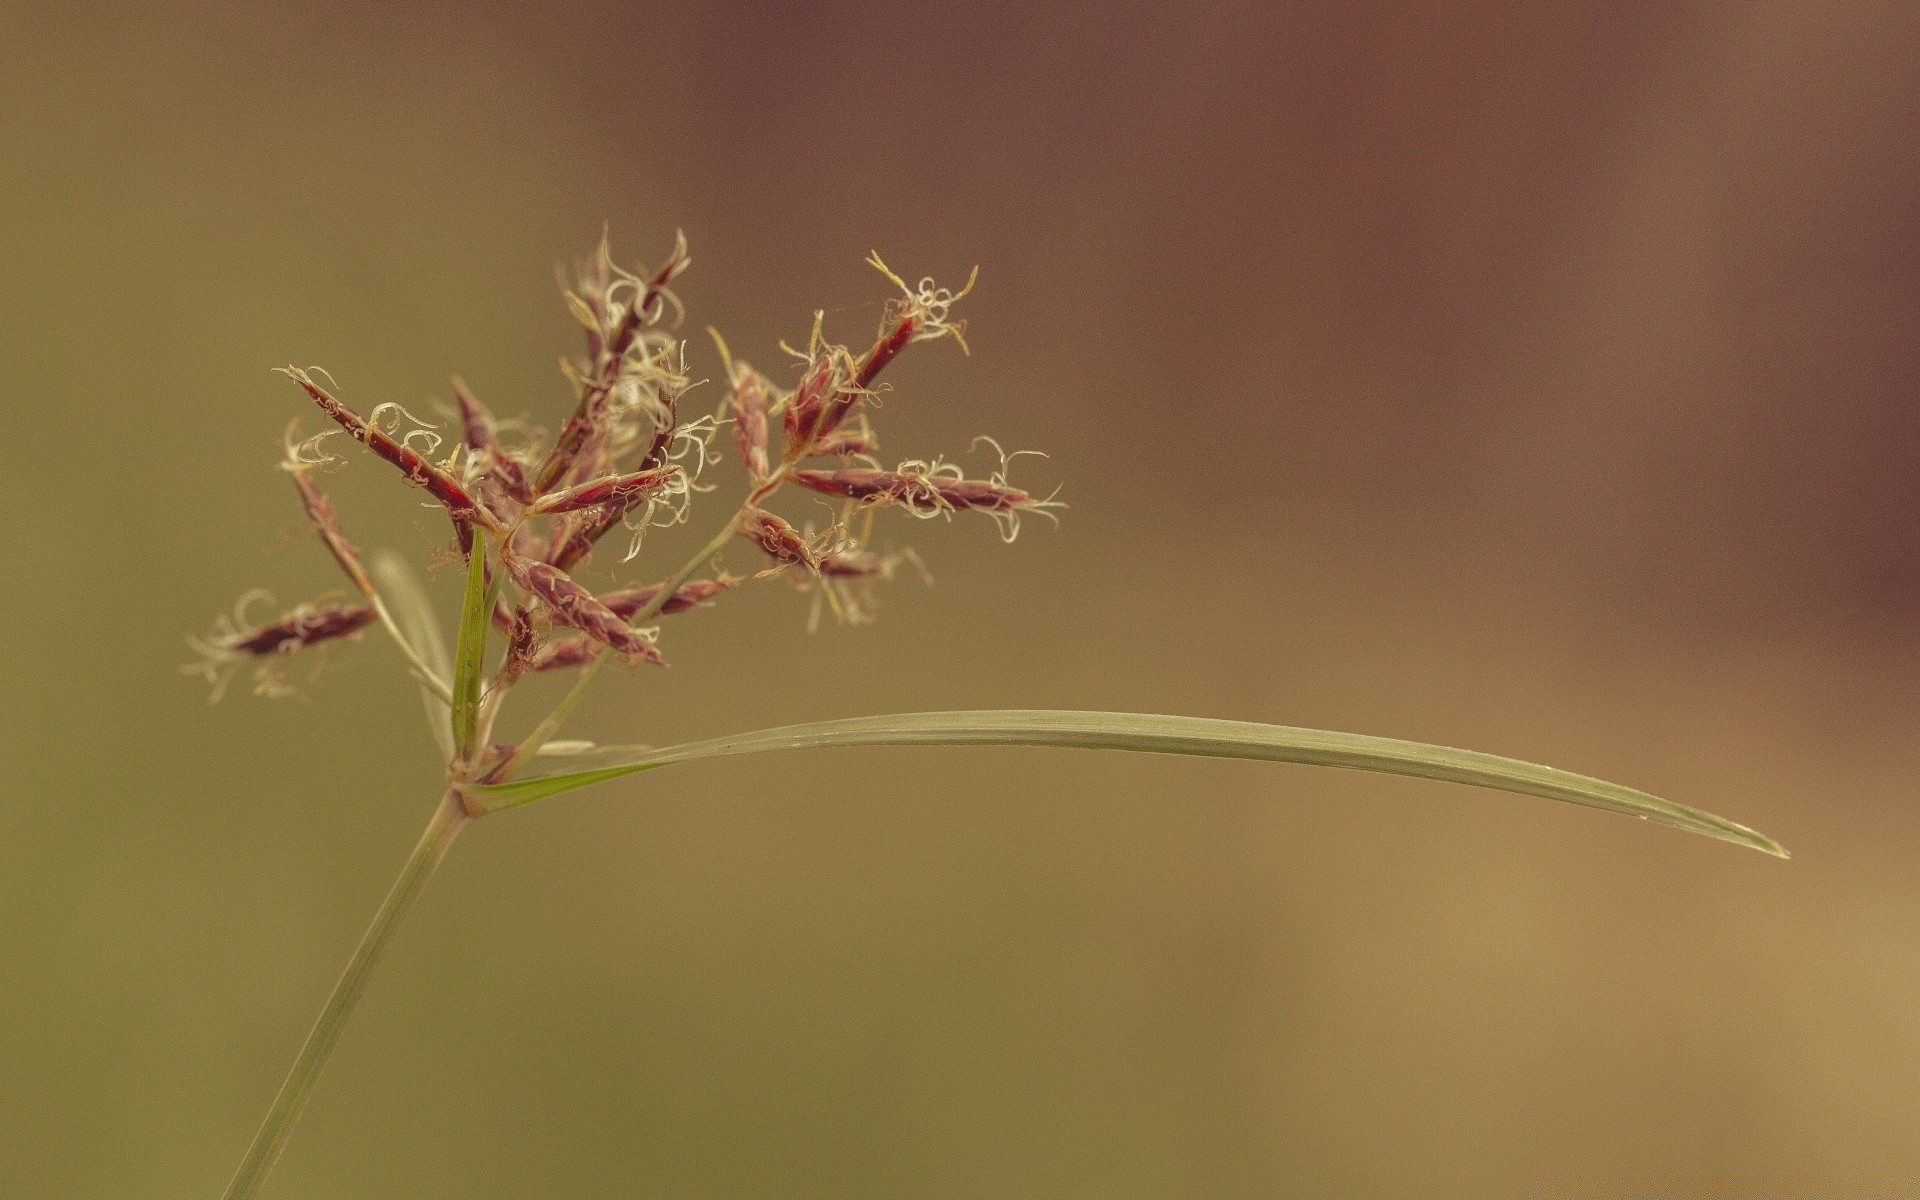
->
[6,2,1920,1196]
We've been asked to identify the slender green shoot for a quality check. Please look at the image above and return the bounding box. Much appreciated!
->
[450,528,492,761]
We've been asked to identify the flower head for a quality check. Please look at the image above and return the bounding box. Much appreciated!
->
[200,231,1056,711]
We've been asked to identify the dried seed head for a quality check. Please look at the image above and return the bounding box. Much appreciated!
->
[599,574,739,619]
[367,401,447,460]
[491,451,535,503]
[791,439,1062,542]
[452,377,496,454]
[776,257,974,458]
[546,487,665,571]
[537,233,692,494]
[790,467,944,511]
[502,548,664,665]
[227,603,377,655]
[780,343,849,450]
[528,633,601,673]
[527,466,680,516]
[564,228,691,352]
[449,391,539,519]
[283,440,376,600]
[545,443,705,570]
[607,227,691,337]
[183,592,375,701]
[867,252,977,354]
[725,363,771,481]
[525,629,665,673]
[853,308,916,391]
[709,329,773,482]
[736,506,818,570]
[281,367,498,543]
[542,510,612,573]
[495,606,539,685]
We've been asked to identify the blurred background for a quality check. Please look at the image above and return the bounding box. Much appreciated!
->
[6,2,1920,1195]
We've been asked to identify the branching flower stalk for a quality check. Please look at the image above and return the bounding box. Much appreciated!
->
[197,232,1785,1199]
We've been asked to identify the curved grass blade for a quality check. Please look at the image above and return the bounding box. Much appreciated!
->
[465,710,1785,857]
[370,550,455,762]
[450,528,492,759]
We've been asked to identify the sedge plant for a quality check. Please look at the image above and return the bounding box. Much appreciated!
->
[191,231,1786,1198]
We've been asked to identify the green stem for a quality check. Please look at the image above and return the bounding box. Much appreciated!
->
[222,791,469,1200]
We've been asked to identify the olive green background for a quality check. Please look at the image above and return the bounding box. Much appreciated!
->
[7,3,1920,1196]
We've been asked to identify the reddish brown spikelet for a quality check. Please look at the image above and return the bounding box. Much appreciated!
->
[526,572,725,668]
[544,465,686,571]
[450,384,532,520]
[528,634,600,673]
[932,477,1033,512]
[791,468,944,512]
[502,549,664,665]
[489,594,519,634]
[485,448,535,505]
[607,236,690,358]
[535,238,690,493]
[812,314,915,442]
[600,574,738,619]
[288,469,376,600]
[792,467,1032,515]
[471,467,520,526]
[545,498,644,571]
[524,575,733,673]
[528,466,679,516]
[782,355,840,447]
[728,366,771,480]
[536,413,600,497]
[855,313,916,391]
[495,606,539,683]
[809,427,877,459]
[736,507,817,569]
[544,511,613,573]
[230,603,376,656]
[283,369,499,536]
[452,377,495,453]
